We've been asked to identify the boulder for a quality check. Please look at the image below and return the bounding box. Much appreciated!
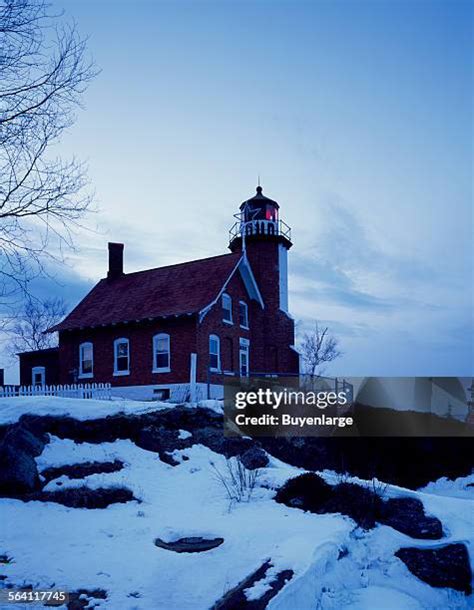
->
[239,446,269,470]
[395,543,472,594]
[380,497,443,539]
[0,421,48,496]
[0,445,41,495]
[2,423,46,457]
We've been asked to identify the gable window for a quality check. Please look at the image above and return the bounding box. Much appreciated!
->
[153,333,170,372]
[209,334,221,372]
[239,300,249,328]
[114,338,130,375]
[32,366,45,387]
[79,342,93,378]
[222,293,233,324]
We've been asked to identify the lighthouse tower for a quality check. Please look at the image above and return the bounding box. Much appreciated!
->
[229,186,298,375]
[228,186,292,314]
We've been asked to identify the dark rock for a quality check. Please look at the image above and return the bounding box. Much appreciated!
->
[154,536,224,553]
[3,423,46,457]
[40,460,124,484]
[337,546,349,560]
[380,497,443,539]
[153,406,222,431]
[211,560,293,609]
[62,588,107,610]
[395,543,472,594]
[25,486,136,509]
[138,426,178,453]
[325,482,381,530]
[275,473,333,513]
[136,426,192,465]
[0,445,41,495]
[239,446,269,470]
[0,421,48,496]
[0,554,13,564]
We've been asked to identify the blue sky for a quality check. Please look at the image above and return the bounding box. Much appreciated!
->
[2,0,473,381]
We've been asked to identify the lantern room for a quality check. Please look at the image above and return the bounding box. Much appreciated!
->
[229,185,292,250]
[240,185,279,222]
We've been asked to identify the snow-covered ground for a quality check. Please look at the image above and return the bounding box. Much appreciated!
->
[0,398,473,609]
[0,396,170,425]
[0,395,223,426]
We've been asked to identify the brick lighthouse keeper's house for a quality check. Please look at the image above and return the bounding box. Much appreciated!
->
[19,187,300,400]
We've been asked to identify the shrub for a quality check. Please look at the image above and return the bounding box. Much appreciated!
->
[211,457,260,507]
[274,473,332,512]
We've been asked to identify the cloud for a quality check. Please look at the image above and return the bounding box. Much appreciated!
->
[289,198,473,375]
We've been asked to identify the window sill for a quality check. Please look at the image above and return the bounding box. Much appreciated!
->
[78,373,93,379]
[113,370,130,377]
[223,319,234,325]
[223,370,235,376]
[153,367,171,374]
[239,325,249,330]
[209,368,221,373]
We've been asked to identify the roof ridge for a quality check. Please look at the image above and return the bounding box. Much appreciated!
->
[108,251,240,279]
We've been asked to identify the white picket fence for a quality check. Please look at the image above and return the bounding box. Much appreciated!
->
[0,383,112,401]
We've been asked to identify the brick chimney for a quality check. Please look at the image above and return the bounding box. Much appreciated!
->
[107,242,124,279]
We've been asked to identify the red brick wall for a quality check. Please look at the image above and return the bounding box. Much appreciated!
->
[19,349,60,386]
[58,317,197,386]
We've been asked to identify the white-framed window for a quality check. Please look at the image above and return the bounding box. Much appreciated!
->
[79,342,93,378]
[153,333,170,372]
[114,338,130,376]
[222,293,233,324]
[32,366,45,386]
[239,300,249,328]
[209,334,221,372]
[239,337,250,377]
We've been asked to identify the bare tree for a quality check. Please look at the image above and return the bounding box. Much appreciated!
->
[0,0,97,305]
[7,296,66,355]
[300,321,341,377]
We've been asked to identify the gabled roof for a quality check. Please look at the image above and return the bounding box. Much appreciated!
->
[48,252,263,333]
